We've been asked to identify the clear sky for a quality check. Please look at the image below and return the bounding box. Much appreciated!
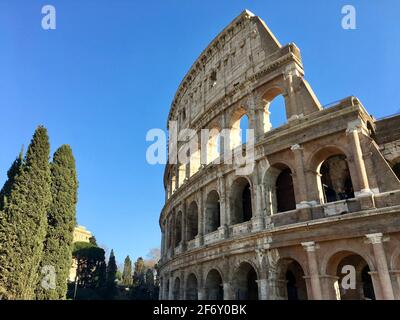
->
[1,0,399,265]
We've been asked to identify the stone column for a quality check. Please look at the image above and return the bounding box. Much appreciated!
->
[256,279,268,300]
[365,233,394,300]
[198,287,206,300]
[302,241,323,300]
[168,276,174,300]
[223,282,234,300]
[181,202,187,252]
[346,125,371,195]
[195,188,204,247]
[217,175,229,239]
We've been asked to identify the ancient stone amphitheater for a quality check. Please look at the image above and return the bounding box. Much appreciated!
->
[158,10,400,300]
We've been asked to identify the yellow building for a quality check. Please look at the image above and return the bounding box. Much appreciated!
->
[69,225,93,282]
[73,225,92,243]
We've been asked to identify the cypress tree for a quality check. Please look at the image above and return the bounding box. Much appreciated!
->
[36,145,78,300]
[0,126,52,300]
[122,255,133,287]
[0,148,23,211]
[105,249,118,298]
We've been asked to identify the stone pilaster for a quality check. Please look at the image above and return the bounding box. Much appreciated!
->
[365,233,394,300]
[301,241,323,300]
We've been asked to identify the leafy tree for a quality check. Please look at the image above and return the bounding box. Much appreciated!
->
[70,242,106,299]
[0,126,52,299]
[0,148,23,211]
[36,145,78,299]
[105,249,118,299]
[89,236,97,246]
[122,255,133,287]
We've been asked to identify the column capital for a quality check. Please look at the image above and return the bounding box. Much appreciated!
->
[366,233,387,244]
[290,143,303,151]
[301,241,319,252]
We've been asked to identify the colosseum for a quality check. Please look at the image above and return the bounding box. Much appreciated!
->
[158,10,400,300]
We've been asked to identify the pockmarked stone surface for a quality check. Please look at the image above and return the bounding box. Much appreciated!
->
[158,10,400,300]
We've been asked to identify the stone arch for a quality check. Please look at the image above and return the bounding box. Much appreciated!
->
[186,201,199,241]
[261,86,288,131]
[205,268,224,300]
[275,257,308,300]
[185,273,198,300]
[173,277,181,300]
[229,105,251,149]
[232,261,259,300]
[174,211,183,247]
[324,250,376,300]
[205,190,221,234]
[204,126,221,165]
[263,162,296,214]
[230,176,253,225]
[308,145,355,204]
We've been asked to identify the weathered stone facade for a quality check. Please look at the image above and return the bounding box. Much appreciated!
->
[158,10,400,300]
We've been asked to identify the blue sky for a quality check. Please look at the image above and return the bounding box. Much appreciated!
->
[0,0,399,265]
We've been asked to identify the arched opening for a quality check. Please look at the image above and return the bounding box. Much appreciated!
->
[173,277,181,300]
[178,163,186,187]
[264,164,296,215]
[190,149,201,177]
[276,168,296,212]
[276,258,308,300]
[186,202,198,241]
[267,95,287,130]
[392,162,400,180]
[240,115,249,145]
[320,155,354,203]
[230,108,249,149]
[231,177,252,225]
[205,269,224,300]
[174,211,182,247]
[233,262,259,300]
[206,128,220,164]
[262,88,287,132]
[326,251,376,300]
[205,190,220,234]
[186,273,198,300]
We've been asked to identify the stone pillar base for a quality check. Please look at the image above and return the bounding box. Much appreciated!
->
[251,216,265,232]
[218,225,229,239]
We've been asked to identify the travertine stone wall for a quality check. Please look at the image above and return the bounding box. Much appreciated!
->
[158,10,400,300]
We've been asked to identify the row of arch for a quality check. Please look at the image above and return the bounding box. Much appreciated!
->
[166,152,358,249]
[167,93,288,197]
[163,249,387,300]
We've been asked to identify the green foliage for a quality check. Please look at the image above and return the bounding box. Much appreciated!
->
[71,242,106,295]
[129,258,159,300]
[89,236,97,246]
[122,255,133,287]
[36,145,78,300]
[0,126,52,300]
[0,148,23,211]
[105,249,118,299]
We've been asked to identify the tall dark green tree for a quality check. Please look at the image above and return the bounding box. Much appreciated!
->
[69,242,106,300]
[36,145,78,300]
[122,255,133,287]
[0,126,52,300]
[0,147,23,210]
[105,249,118,298]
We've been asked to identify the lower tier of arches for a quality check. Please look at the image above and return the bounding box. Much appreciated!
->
[159,231,400,300]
